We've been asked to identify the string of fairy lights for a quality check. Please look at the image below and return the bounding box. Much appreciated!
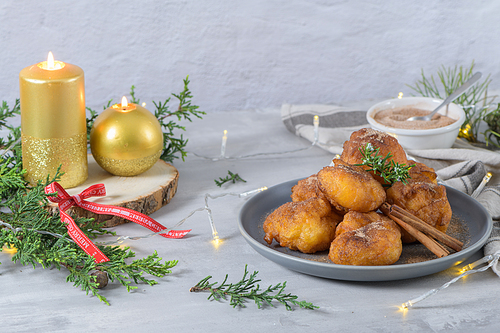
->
[96,187,269,246]
[3,113,500,311]
[96,115,320,244]
[0,116,320,248]
[188,115,320,161]
[401,250,500,310]
[399,171,497,310]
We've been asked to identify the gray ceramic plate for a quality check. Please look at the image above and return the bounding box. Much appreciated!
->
[238,179,492,281]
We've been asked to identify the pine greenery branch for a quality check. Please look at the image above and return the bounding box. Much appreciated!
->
[0,97,181,305]
[483,103,500,148]
[190,265,319,311]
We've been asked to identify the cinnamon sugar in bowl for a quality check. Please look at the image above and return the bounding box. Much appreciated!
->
[366,97,465,149]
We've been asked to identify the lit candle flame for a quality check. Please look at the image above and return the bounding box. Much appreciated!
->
[47,52,55,70]
[111,95,135,111]
[121,96,128,108]
[42,51,63,70]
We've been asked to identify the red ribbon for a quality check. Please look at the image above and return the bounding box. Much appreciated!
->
[45,182,190,263]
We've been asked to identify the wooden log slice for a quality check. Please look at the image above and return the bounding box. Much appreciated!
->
[47,155,178,227]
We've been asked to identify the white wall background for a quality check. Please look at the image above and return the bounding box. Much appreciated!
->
[1,0,500,113]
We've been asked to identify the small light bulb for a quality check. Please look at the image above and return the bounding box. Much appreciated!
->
[239,187,268,197]
[471,172,493,199]
[462,254,494,273]
[459,265,472,274]
[212,237,223,249]
[313,115,320,144]
[220,130,228,158]
[401,302,411,310]
[2,244,17,254]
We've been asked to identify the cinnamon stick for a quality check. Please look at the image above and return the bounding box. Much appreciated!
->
[386,214,449,258]
[381,202,463,252]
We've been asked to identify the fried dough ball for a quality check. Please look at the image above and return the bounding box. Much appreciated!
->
[329,218,402,266]
[340,128,408,184]
[335,211,387,238]
[291,174,327,202]
[408,160,438,184]
[386,181,452,243]
[291,174,347,218]
[317,160,386,212]
[263,197,342,254]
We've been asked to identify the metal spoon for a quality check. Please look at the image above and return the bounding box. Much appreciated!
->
[406,72,482,121]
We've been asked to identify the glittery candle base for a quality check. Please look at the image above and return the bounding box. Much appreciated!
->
[93,150,162,176]
[22,133,88,188]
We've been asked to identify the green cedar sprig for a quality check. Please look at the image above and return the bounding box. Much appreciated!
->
[0,99,21,154]
[0,99,20,130]
[214,170,246,187]
[355,143,414,186]
[0,99,23,200]
[190,265,318,311]
[152,76,205,163]
[0,100,179,305]
[0,156,25,199]
[86,76,205,162]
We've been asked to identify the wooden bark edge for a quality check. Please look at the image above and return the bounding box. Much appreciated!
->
[47,161,179,227]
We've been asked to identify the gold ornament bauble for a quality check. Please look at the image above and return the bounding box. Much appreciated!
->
[90,99,163,176]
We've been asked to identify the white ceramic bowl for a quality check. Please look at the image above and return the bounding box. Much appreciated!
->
[366,97,465,150]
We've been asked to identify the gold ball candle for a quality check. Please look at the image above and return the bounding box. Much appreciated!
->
[19,52,88,188]
[90,96,163,176]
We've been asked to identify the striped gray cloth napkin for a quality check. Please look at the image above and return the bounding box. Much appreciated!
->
[282,103,500,275]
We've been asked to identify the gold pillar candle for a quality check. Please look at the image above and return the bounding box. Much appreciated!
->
[90,96,163,176]
[19,52,88,188]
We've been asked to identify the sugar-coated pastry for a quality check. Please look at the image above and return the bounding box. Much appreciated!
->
[340,128,408,185]
[329,217,402,266]
[263,197,341,254]
[407,160,438,184]
[291,174,347,218]
[261,127,454,266]
[291,174,327,202]
[386,180,452,243]
[317,159,386,213]
[335,211,387,238]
